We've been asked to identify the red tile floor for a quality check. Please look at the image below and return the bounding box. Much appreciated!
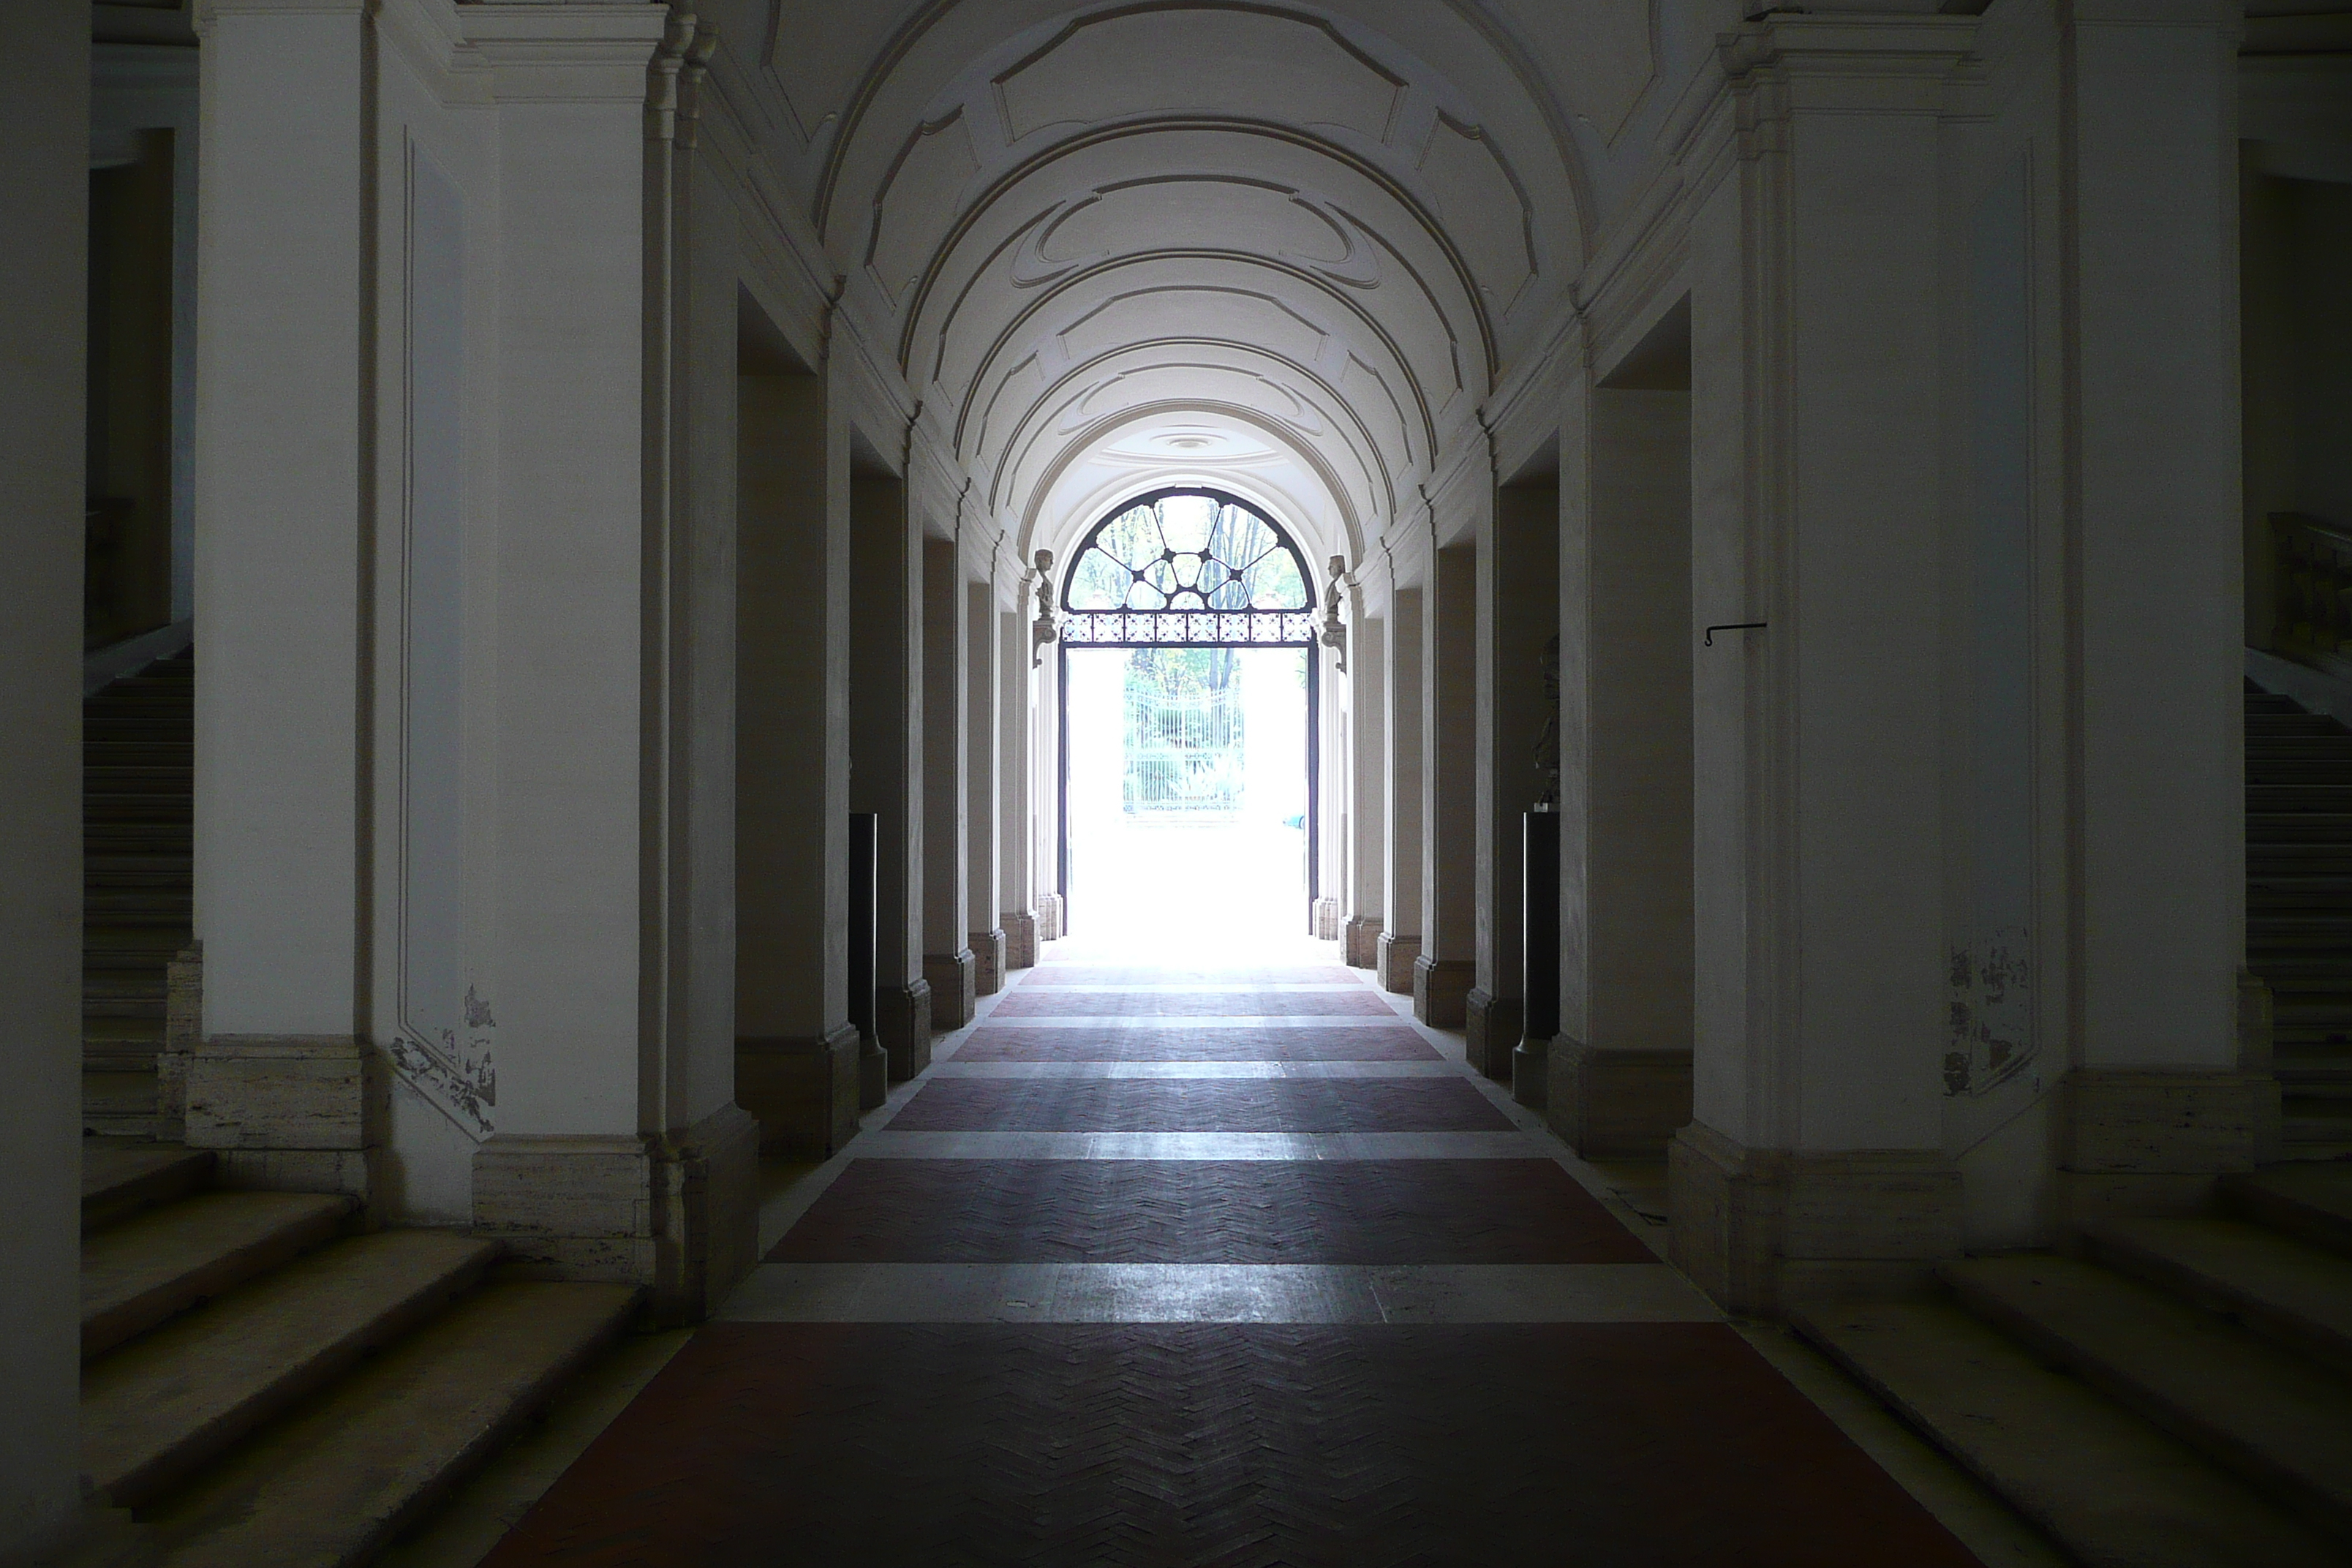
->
[479,940,1986,1567]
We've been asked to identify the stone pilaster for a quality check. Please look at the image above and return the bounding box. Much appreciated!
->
[971,929,1006,995]
[1038,892,1065,942]
[1413,955,1471,1029]
[472,1101,759,1327]
[1668,1123,1963,1318]
[1311,897,1341,941]
[1343,916,1382,970]
[1463,989,1520,1079]
[1548,1041,1691,1158]
[184,1035,382,1202]
[736,1023,861,1159]
[1003,909,1039,970]
[926,950,977,1029]
[1376,932,1420,996]
[878,979,934,1080]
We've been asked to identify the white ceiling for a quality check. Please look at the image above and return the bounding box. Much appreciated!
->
[732,0,1661,566]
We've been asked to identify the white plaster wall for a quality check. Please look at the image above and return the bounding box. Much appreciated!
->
[195,2,369,1038]
[0,6,88,1550]
[2072,0,2245,1071]
[1587,391,1691,1052]
[490,78,664,1137]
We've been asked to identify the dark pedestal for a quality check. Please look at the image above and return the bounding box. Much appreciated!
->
[1514,808,1560,1108]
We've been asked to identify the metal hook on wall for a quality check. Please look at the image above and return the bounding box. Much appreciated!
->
[1703,621,1768,647]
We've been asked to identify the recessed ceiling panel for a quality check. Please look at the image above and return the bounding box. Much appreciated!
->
[994,8,1404,144]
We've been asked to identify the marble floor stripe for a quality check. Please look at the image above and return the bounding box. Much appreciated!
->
[1024,968,1360,984]
[719,1262,1721,1324]
[954,1014,1418,1028]
[887,1076,1513,1133]
[769,1157,1654,1266]
[989,990,1396,1017]
[853,1130,1540,1160]
[929,1059,1460,1078]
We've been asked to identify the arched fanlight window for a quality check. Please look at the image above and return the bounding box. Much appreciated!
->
[1060,489,1316,647]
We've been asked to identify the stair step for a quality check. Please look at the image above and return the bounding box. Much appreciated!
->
[140,1282,638,1568]
[84,1231,501,1507]
[1790,1299,2340,1568]
[1944,1254,2352,1539]
[83,1144,215,1233]
[83,1191,355,1359]
[83,1069,163,1137]
[2083,1217,2352,1379]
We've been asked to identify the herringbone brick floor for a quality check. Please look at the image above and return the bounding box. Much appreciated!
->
[483,1323,1981,1567]
[478,938,1986,1567]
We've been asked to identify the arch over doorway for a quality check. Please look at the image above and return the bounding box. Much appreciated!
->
[1055,489,1324,939]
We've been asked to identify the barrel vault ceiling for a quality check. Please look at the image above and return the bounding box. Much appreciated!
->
[728,0,1665,563]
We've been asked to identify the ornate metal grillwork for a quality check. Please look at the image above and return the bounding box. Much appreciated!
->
[1060,490,1315,647]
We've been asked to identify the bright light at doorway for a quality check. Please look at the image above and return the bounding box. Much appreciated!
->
[1064,644,1309,951]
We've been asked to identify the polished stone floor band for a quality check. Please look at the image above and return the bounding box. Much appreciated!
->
[721,1262,1720,1323]
[853,1130,1540,1160]
[930,1059,1460,1078]
[988,989,1397,1017]
[1022,966,1360,985]
[887,1076,1514,1133]
[770,1158,1654,1264]
[950,1023,1440,1060]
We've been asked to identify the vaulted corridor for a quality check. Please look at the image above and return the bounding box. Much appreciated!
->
[10,0,2352,1558]
[473,935,1984,1565]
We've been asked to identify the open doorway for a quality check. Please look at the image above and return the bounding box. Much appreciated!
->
[1055,490,1320,950]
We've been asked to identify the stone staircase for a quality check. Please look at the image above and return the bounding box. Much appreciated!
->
[83,649,192,1138]
[2248,682,2352,1159]
[76,1142,638,1567]
[1795,1164,2352,1568]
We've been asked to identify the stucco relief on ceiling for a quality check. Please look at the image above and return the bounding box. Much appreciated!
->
[1416,113,1534,314]
[1483,0,1656,146]
[866,108,983,303]
[991,7,1406,144]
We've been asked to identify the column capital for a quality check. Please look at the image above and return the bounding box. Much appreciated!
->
[1720,14,1981,117]
[456,1,671,102]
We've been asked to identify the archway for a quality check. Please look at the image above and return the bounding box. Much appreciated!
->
[1056,488,1321,949]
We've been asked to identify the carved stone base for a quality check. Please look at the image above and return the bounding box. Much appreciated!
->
[1667,1122,1963,1317]
[1548,1041,1693,1159]
[1511,1036,1549,1109]
[1038,892,1065,942]
[472,1101,760,1325]
[1463,988,1520,1080]
[1003,909,1039,970]
[736,1022,861,1159]
[878,979,934,1082]
[186,1036,382,1203]
[1343,916,1382,970]
[2057,1068,2280,1220]
[858,1033,889,1111]
[1412,955,1472,1028]
[972,929,1007,996]
[1376,932,1420,995]
[1311,896,1341,941]
[925,950,977,1029]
